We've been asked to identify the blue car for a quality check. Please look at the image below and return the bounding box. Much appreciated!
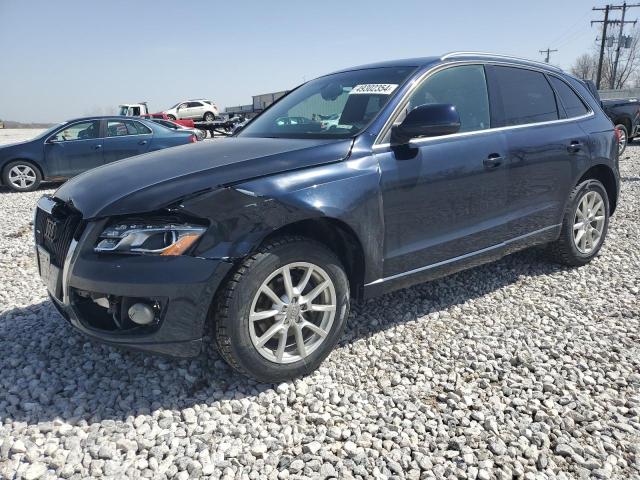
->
[0,116,196,191]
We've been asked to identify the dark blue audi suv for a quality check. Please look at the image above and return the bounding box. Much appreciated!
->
[33,52,619,382]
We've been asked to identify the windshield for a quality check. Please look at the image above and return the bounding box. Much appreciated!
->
[239,67,416,139]
[118,106,129,115]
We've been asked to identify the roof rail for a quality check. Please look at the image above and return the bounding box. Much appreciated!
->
[441,51,563,72]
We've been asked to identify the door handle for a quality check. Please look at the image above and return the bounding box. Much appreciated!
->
[94,144,102,150]
[483,154,503,169]
[138,140,148,145]
[567,141,582,153]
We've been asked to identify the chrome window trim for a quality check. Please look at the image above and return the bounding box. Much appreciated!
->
[372,60,594,149]
[365,224,560,287]
[440,51,563,72]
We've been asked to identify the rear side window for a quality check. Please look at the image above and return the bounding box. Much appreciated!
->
[489,66,558,126]
[127,121,152,135]
[107,120,151,137]
[549,76,589,118]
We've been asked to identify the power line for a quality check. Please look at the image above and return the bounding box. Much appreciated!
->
[539,48,558,63]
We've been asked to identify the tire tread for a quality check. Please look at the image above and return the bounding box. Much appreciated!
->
[213,235,331,377]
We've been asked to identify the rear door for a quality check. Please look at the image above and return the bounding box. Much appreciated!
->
[44,120,103,177]
[187,101,204,119]
[102,119,153,163]
[485,65,590,237]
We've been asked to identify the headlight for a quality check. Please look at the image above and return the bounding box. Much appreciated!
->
[95,220,206,256]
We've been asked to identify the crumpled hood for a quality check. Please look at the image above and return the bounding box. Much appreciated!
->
[54,136,353,218]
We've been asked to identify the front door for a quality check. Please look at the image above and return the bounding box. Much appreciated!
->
[376,64,510,276]
[176,102,192,119]
[44,120,103,177]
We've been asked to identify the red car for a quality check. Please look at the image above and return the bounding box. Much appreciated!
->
[141,113,195,129]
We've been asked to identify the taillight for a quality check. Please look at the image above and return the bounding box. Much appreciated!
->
[190,134,197,143]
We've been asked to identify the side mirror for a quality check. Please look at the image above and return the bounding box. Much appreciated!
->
[391,103,461,145]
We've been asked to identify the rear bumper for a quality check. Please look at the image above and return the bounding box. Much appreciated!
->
[40,216,234,358]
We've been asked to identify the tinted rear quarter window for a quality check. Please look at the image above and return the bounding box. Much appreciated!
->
[489,66,558,126]
[549,76,589,118]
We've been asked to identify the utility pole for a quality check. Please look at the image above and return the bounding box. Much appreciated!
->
[611,3,640,88]
[592,3,640,89]
[593,4,611,89]
[539,48,558,63]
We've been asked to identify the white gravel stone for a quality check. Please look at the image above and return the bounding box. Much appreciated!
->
[0,132,639,479]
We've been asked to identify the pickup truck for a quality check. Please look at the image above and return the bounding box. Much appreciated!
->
[580,81,639,154]
[601,98,640,154]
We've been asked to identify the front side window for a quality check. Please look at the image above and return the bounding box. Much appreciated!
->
[490,66,558,126]
[239,67,416,139]
[549,76,589,118]
[405,64,490,133]
[51,121,100,141]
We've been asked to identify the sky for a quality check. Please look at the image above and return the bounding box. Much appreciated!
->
[0,0,624,123]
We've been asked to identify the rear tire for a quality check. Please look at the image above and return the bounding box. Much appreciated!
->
[203,112,215,122]
[546,179,609,266]
[213,236,350,382]
[2,160,42,192]
[615,124,628,155]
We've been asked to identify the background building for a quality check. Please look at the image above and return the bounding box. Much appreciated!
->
[226,90,289,118]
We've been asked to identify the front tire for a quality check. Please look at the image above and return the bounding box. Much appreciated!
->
[546,179,610,266]
[214,236,350,382]
[203,112,215,122]
[2,160,42,192]
[167,114,176,121]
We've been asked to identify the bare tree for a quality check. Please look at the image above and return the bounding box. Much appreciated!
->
[570,53,597,81]
[571,28,640,89]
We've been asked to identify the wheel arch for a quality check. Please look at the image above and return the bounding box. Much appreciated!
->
[577,164,618,214]
[258,217,366,300]
[613,116,632,133]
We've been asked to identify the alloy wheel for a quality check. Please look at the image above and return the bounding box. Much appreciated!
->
[8,165,37,189]
[573,190,606,254]
[249,262,336,364]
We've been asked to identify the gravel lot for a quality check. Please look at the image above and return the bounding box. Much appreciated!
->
[0,130,639,480]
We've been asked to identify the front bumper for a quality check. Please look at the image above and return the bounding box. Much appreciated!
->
[37,205,233,358]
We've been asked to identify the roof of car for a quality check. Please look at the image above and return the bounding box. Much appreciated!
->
[62,116,155,123]
[331,51,564,75]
